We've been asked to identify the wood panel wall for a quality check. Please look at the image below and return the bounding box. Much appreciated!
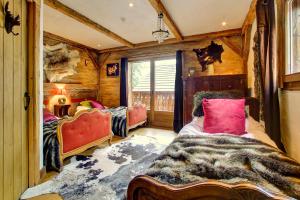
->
[99,36,244,107]
[43,35,100,110]
[0,0,28,199]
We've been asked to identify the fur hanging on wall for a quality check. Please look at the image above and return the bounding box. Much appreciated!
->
[193,41,224,72]
[253,32,264,120]
[43,43,80,82]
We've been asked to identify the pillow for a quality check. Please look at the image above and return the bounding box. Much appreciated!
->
[90,100,105,110]
[193,90,244,117]
[80,100,92,108]
[43,108,57,123]
[68,102,80,116]
[75,106,90,115]
[202,98,246,135]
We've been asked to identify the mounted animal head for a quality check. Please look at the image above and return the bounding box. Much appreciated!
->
[193,41,224,72]
[4,2,20,35]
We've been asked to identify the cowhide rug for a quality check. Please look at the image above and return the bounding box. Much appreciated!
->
[21,135,170,200]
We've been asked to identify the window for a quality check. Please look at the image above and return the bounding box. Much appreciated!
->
[129,58,176,112]
[154,59,176,112]
[130,61,151,109]
[282,0,300,89]
[287,0,300,74]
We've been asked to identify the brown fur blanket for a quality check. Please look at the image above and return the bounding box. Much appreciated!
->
[145,135,300,199]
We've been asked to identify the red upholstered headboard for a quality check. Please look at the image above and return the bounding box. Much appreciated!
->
[57,109,112,162]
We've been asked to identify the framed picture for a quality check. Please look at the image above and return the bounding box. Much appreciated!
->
[106,63,119,77]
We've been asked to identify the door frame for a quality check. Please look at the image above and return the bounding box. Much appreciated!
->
[129,56,176,128]
[151,57,176,128]
[27,0,42,186]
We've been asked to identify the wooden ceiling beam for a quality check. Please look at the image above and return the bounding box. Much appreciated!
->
[242,0,258,34]
[242,26,253,73]
[148,0,183,41]
[85,49,100,69]
[44,0,134,48]
[44,31,98,51]
[220,37,243,58]
[99,53,112,68]
[99,28,242,53]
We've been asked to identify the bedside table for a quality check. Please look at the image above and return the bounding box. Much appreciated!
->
[54,104,71,117]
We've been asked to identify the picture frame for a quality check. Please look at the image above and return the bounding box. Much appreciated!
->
[106,63,119,77]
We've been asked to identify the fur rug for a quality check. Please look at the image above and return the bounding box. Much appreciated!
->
[146,134,300,199]
[21,135,169,200]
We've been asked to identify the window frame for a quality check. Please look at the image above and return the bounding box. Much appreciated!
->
[128,56,176,112]
[281,0,300,90]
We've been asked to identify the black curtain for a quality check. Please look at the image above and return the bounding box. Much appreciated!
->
[120,57,128,107]
[173,50,183,133]
[256,0,283,148]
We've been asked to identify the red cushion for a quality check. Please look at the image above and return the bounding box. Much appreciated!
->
[202,98,246,135]
[90,100,105,110]
[43,108,57,123]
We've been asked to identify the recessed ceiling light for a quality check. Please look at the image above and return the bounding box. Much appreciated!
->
[129,2,134,7]
[222,22,227,26]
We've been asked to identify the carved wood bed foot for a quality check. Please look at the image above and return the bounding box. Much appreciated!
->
[127,175,288,200]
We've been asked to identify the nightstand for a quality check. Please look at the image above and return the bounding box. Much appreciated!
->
[54,104,71,117]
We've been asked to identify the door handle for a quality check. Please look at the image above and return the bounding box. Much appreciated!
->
[24,92,30,111]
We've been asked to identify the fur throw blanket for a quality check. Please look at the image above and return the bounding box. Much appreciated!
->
[145,135,300,199]
[103,106,128,137]
[43,119,61,171]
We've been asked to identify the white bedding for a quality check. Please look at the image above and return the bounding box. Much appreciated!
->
[179,116,277,148]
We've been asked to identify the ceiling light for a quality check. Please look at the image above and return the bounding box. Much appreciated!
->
[152,13,169,44]
[129,3,134,7]
[222,22,227,26]
[97,44,101,47]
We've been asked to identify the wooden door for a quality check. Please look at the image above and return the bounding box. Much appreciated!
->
[0,0,29,199]
[151,58,176,128]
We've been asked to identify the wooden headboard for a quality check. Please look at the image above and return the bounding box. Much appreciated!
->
[183,74,247,125]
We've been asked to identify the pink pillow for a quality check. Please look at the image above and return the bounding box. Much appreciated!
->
[90,100,105,110]
[43,108,57,123]
[202,98,246,135]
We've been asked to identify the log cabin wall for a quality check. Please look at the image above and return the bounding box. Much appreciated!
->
[99,36,244,107]
[43,33,100,111]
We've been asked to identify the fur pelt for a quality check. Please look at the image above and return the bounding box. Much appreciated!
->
[145,135,300,199]
[44,43,80,82]
[43,119,61,171]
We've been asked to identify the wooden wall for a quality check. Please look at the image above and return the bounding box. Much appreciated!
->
[43,34,100,111]
[0,0,28,199]
[99,36,244,107]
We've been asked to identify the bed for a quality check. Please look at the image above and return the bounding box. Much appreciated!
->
[127,97,300,200]
[68,99,147,137]
[102,104,147,137]
[45,97,147,138]
[43,109,113,171]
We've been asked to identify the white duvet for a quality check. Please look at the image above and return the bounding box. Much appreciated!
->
[179,116,277,148]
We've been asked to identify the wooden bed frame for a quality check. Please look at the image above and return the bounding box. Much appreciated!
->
[126,105,148,135]
[127,98,291,200]
[57,109,113,163]
[127,175,288,200]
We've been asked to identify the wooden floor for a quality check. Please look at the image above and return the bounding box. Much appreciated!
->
[27,127,176,200]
